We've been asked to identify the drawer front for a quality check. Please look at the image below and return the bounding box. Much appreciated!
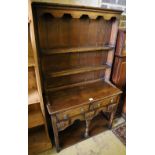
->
[57,120,70,131]
[107,103,117,112]
[56,96,118,121]
[90,96,118,110]
[56,104,89,121]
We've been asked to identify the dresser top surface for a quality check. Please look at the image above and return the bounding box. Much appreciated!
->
[47,80,122,114]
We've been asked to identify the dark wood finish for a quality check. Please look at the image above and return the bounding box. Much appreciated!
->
[47,81,120,114]
[47,65,110,78]
[32,2,122,152]
[112,29,126,115]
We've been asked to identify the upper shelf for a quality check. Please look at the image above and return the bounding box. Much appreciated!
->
[41,45,115,55]
[47,65,110,78]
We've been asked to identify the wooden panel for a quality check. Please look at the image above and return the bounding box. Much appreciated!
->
[41,51,108,73]
[115,29,126,57]
[112,29,126,88]
[112,57,126,88]
[37,13,113,49]
[118,61,126,87]
[46,70,105,91]
[111,29,126,115]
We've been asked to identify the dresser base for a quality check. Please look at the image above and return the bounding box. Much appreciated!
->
[52,112,116,151]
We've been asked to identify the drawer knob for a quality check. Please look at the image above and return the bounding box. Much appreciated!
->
[110,99,114,103]
[89,98,94,102]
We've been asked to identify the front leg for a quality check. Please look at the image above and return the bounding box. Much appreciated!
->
[84,111,95,138]
[51,116,60,152]
[84,119,91,138]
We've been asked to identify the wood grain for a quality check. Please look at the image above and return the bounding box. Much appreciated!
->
[111,29,126,115]
[47,80,121,114]
[47,65,110,78]
[41,45,114,55]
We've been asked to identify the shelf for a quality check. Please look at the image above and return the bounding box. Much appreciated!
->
[46,78,102,92]
[28,108,44,128]
[28,126,52,154]
[28,89,40,105]
[41,45,115,55]
[47,65,110,78]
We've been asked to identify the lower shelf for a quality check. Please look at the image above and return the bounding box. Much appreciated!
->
[58,112,109,149]
[28,103,45,129]
[28,126,52,155]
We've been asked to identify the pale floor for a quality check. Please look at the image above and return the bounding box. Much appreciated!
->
[38,117,125,155]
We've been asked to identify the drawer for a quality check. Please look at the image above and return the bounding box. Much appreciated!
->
[56,104,89,121]
[56,96,118,121]
[90,96,118,110]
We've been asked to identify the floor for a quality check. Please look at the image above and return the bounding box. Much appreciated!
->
[38,117,125,155]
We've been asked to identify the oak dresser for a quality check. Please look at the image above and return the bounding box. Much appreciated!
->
[32,2,123,152]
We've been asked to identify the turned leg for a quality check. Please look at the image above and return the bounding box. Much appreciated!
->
[84,119,91,138]
[51,116,60,152]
